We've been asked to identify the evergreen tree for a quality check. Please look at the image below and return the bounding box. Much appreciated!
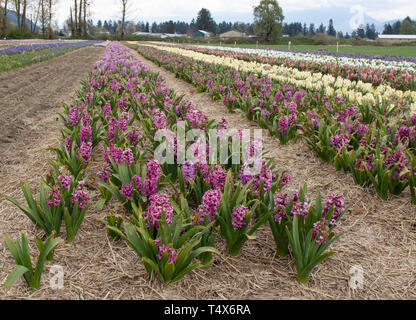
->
[400,17,416,34]
[151,22,158,33]
[365,23,377,40]
[383,23,393,34]
[217,21,232,34]
[308,23,315,36]
[113,20,119,34]
[283,22,303,37]
[392,21,401,33]
[195,8,216,33]
[327,19,336,36]
[189,18,196,34]
[356,25,365,38]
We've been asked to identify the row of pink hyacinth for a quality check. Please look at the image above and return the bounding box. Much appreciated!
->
[81,41,348,258]
[131,43,345,243]
[85,43,268,237]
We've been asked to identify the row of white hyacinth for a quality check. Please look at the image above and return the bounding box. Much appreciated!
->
[189,44,416,72]
[150,41,416,72]
[142,43,416,109]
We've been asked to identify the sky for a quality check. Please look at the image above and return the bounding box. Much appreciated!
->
[54,0,416,28]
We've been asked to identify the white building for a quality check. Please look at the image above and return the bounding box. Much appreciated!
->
[133,32,185,38]
[378,34,416,41]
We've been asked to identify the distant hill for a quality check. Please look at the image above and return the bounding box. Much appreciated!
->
[283,8,383,33]
[6,9,39,32]
[214,7,414,34]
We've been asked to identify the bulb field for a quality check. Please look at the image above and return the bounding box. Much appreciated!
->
[0,40,415,300]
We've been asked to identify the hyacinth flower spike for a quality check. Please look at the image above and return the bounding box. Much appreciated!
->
[284,186,346,283]
[216,172,269,256]
[7,182,64,236]
[105,200,218,283]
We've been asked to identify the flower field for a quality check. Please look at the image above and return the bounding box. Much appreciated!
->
[176,44,416,89]
[142,43,416,106]
[129,42,416,204]
[4,41,346,288]
[0,39,70,46]
[1,40,415,300]
[0,40,102,73]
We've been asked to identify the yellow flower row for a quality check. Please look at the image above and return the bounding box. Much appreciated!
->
[411,103,416,116]
[140,43,416,109]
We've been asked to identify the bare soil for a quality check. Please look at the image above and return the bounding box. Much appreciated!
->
[0,45,414,300]
[0,47,105,160]
[0,46,106,299]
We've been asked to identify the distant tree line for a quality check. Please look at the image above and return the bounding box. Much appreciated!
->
[383,17,416,35]
[0,0,58,39]
[350,24,378,40]
[282,19,379,40]
[90,9,254,36]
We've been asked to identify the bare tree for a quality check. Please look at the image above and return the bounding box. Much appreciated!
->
[21,0,27,31]
[1,0,8,37]
[13,0,21,30]
[40,0,46,38]
[78,0,81,36]
[71,0,89,38]
[0,1,3,36]
[69,6,74,35]
[82,0,86,36]
[13,0,29,32]
[120,0,130,40]
[73,0,77,36]
[30,0,41,33]
[48,0,52,38]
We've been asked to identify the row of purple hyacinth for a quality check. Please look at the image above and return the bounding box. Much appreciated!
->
[0,40,102,56]
[88,43,267,239]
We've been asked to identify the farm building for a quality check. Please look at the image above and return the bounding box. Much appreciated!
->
[193,30,212,38]
[219,30,245,39]
[377,34,416,42]
[132,32,185,38]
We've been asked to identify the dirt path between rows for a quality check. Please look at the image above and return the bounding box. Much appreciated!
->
[133,51,416,300]
[0,46,106,299]
[0,47,106,162]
